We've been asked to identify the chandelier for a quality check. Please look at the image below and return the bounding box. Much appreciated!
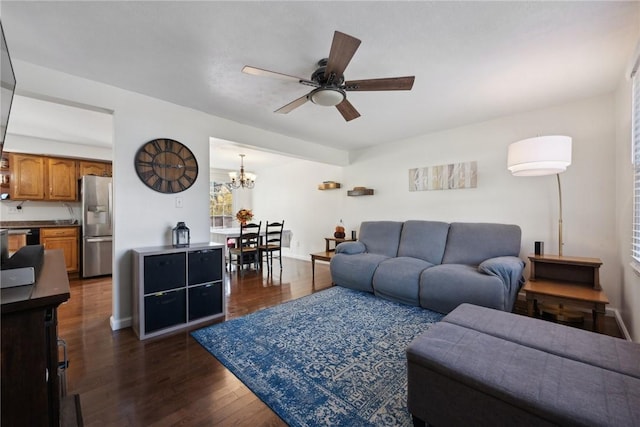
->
[228,154,256,189]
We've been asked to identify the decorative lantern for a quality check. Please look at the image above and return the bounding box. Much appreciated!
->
[172,222,190,247]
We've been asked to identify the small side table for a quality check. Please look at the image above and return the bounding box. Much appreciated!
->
[522,254,609,333]
[310,237,356,282]
[324,237,355,252]
[523,280,609,333]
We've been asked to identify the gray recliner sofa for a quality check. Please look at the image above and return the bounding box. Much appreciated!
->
[330,220,525,313]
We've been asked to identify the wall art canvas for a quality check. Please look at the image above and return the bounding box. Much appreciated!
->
[409,161,477,191]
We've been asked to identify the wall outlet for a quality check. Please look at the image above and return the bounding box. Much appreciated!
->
[175,197,183,208]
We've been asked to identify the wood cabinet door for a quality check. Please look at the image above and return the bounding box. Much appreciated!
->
[47,158,77,201]
[78,161,111,178]
[41,228,79,272]
[9,153,45,200]
[7,234,27,254]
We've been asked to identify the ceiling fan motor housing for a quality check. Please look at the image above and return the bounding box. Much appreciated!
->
[311,64,344,87]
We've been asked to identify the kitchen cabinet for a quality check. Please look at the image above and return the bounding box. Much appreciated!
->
[3,152,111,201]
[7,233,26,254]
[78,160,111,178]
[41,227,79,273]
[47,157,77,201]
[0,154,10,192]
[9,153,45,200]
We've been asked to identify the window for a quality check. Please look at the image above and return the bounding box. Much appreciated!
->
[632,66,640,262]
[210,182,234,228]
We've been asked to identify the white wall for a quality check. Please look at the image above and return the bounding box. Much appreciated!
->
[251,159,344,257]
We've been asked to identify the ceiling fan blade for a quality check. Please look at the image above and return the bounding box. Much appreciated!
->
[336,99,361,122]
[275,94,309,114]
[324,31,361,81]
[344,76,415,91]
[242,66,317,86]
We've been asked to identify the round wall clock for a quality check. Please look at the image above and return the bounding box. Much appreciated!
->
[134,138,199,193]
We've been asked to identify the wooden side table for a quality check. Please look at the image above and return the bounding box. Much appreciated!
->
[310,237,356,282]
[523,254,609,333]
[523,280,609,333]
[324,237,355,252]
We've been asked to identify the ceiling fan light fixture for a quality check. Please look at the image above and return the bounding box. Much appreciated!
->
[309,88,345,107]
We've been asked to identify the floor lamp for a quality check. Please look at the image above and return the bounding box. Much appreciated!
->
[507,135,572,256]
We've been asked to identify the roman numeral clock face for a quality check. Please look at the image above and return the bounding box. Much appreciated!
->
[134,139,199,193]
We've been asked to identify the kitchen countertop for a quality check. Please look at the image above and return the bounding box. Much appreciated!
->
[0,220,80,229]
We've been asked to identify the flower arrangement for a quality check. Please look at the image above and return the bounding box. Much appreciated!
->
[236,208,254,225]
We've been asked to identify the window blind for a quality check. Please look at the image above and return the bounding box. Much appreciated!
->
[632,71,640,261]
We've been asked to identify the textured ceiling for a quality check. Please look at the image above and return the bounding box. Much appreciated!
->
[1,1,639,154]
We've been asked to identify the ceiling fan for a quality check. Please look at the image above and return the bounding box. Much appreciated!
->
[242,31,415,122]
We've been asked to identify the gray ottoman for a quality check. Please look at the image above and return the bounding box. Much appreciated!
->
[406,303,640,427]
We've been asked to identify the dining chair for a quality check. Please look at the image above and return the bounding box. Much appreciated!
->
[258,221,284,274]
[228,221,261,276]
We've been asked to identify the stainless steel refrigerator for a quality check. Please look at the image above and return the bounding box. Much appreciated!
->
[81,175,112,278]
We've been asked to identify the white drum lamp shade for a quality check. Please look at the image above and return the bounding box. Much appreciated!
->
[507,135,572,176]
[507,135,572,256]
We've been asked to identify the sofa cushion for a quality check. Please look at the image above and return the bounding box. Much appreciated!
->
[397,220,450,264]
[419,264,509,313]
[441,222,521,265]
[444,303,640,380]
[358,221,404,257]
[330,253,390,293]
[372,257,434,306]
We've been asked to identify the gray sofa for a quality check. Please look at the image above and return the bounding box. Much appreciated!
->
[330,221,525,313]
[407,303,640,426]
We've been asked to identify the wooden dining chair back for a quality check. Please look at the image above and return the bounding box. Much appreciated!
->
[258,221,284,274]
[228,221,261,276]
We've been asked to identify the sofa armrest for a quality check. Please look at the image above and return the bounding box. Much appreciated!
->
[335,241,366,254]
[478,256,525,289]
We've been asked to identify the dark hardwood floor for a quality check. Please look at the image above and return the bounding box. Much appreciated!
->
[59,257,332,427]
[60,257,623,426]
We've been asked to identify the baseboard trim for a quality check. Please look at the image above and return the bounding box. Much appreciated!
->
[282,253,313,262]
[110,315,132,331]
[608,308,632,341]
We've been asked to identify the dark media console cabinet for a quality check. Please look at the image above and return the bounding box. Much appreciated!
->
[132,243,225,340]
[1,250,71,427]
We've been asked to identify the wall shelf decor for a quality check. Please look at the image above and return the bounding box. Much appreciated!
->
[318,181,341,190]
[347,187,374,196]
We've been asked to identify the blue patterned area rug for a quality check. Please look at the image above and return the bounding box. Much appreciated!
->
[191,286,444,426]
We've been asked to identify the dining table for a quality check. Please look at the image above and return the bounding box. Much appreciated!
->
[210,227,292,248]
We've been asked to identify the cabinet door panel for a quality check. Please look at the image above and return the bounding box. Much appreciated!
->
[10,154,45,200]
[41,228,79,273]
[78,161,111,178]
[47,158,77,201]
